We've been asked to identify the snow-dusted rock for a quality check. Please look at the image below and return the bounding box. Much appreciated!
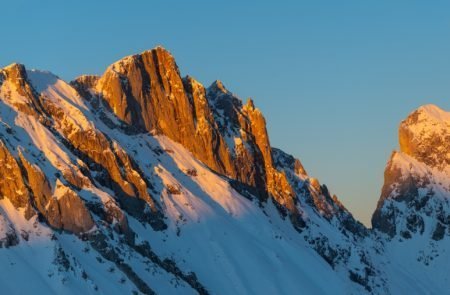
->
[0,46,448,294]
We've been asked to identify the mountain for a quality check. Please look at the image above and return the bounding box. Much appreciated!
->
[371,104,450,294]
[0,46,448,294]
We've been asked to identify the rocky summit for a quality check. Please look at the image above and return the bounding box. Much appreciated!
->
[0,47,448,294]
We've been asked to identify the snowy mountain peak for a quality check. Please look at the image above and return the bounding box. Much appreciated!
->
[208,80,228,93]
[1,63,28,83]
[416,104,450,121]
[399,104,449,175]
[373,104,450,238]
[368,104,450,293]
[1,62,25,72]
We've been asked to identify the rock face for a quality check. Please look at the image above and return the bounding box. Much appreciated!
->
[399,104,450,175]
[0,68,93,234]
[85,47,302,221]
[0,141,31,210]
[373,105,450,238]
[93,48,236,179]
[46,180,94,233]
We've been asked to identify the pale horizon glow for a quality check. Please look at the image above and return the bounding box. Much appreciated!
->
[2,0,450,226]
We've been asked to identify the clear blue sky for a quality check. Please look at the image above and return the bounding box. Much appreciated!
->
[2,0,450,226]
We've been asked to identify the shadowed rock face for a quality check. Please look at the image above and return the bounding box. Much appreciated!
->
[372,152,423,237]
[70,75,99,100]
[372,105,450,238]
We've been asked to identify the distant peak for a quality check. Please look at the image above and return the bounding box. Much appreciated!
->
[105,45,176,76]
[418,103,446,112]
[71,74,100,86]
[184,75,196,83]
[27,69,59,78]
[399,104,449,173]
[209,80,228,94]
[183,75,204,89]
[416,104,450,121]
[140,45,175,61]
[401,103,449,130]
[152,45,172,54]
[308,177,321,192]
[2,62,24,71]
[1,63,28,80]
[245,98,255,109]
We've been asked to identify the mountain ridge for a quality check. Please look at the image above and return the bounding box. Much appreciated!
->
[0,46,448,294]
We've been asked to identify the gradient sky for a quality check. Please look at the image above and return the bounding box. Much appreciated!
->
[2,0,450,226]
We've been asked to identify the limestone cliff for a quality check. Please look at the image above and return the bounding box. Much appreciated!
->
[83,47,308,224]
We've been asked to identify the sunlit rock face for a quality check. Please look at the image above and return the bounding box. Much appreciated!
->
[373,105,450,239]
[84,47,308,222]
[0,67,96,234]
[94,48,241,189]
[46,180,95,234]
[0,140,31,210]
[399,105,450,175]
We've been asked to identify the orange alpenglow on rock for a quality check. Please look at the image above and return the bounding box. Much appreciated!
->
[3,46,447,294]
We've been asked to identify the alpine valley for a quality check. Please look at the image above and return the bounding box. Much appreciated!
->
[0,46,448,294]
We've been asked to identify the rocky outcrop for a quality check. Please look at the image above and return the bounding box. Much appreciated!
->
[372,105,450,238]
[77,48,313,223]
[0,213,19,248]
[70,75,99,100]
[18,149,52,214]
[0,63,44,117]
[398,104,450,174]
[93,49,235,182]
[0,141,30,209]
[205,82,268,195]
[46,180,94,234]
[273,147,366,236]
[0,140,94,234]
